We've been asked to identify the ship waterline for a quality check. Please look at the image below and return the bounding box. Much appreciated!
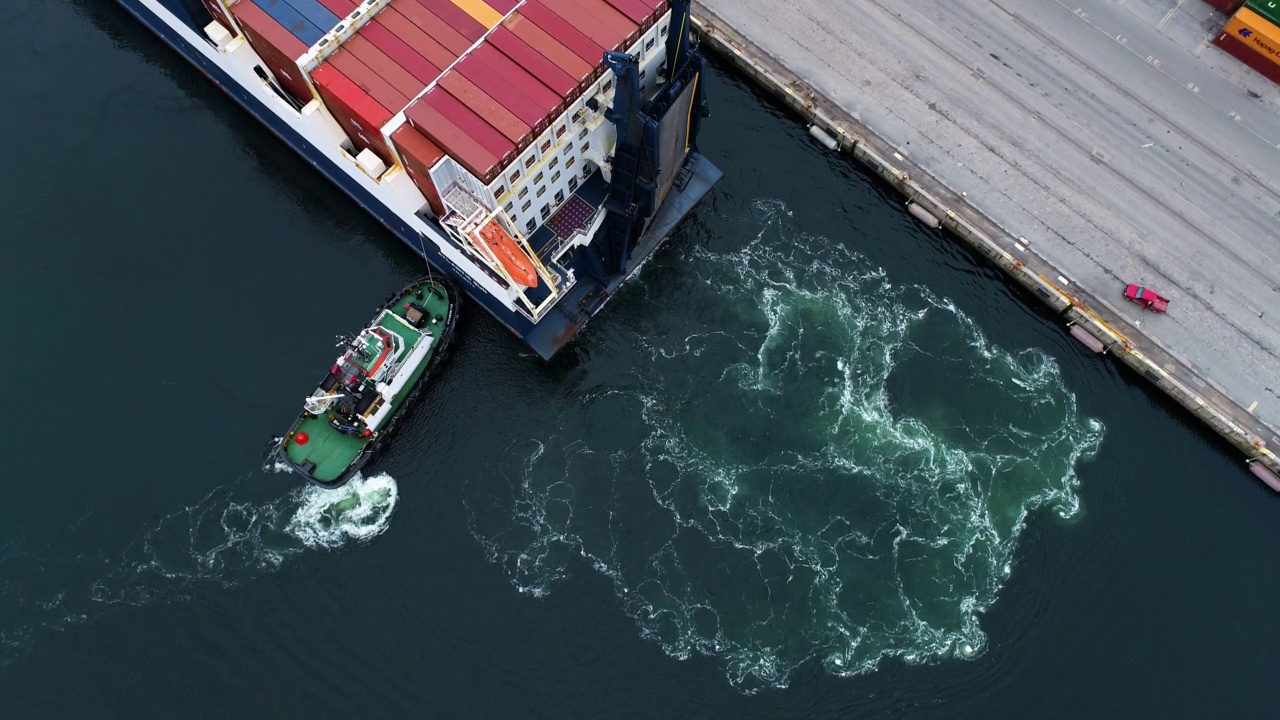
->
[117,0,721,358]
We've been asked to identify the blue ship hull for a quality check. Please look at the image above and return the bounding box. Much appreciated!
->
[112,0,722,359]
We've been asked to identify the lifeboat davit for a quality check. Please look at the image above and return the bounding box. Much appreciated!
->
[475,220,538,288]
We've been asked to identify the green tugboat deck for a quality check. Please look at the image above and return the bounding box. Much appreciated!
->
[281,278,456,486]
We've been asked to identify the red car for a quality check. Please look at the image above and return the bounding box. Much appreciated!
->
[1125,284,1169,313]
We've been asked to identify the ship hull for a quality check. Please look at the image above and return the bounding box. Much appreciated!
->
[112,0,722,359]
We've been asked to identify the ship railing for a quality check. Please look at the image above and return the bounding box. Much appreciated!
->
[538,206,606,265]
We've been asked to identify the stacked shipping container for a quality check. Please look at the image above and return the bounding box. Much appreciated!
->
[1216,1,1280,84]
[215,0,671,218]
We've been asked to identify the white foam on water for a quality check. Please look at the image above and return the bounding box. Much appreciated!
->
[286,473,399,549]
[466,198,1105,693]
[1,468,398,666]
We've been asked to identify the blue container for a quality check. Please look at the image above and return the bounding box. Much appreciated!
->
[252,0,323,46]
[280,0,341,34]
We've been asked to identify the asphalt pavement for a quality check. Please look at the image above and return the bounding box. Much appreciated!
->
[698,0,1280,437]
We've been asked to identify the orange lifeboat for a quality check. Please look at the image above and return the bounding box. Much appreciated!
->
[474,219,538,288]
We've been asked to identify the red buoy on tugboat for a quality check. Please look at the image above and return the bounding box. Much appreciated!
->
[296,432,310,445]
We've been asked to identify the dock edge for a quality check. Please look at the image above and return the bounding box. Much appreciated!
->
[688,1,1280,483]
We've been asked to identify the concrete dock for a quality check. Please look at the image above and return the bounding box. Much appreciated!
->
[690,0,1280,479]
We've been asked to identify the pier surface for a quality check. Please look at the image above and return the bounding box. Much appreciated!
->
[694,0,1280,472]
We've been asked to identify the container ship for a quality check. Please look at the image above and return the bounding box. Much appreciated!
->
[115,0,721,358]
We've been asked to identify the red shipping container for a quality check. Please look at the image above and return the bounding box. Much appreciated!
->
[326,49,412,112]
[344,34,427,100]
[540,0,632,51]
[391,125,447,216]
[406,101,501,181]
[410,0,486,43]
[363,20,444,85]
[502,16,593,84]
[231,1,314,106]
[200,0,239,36]
[393,1,475,57]
[599,0,650,26]
[454,56,551,130]
[472,44,561,111]
[314,0,358,17]
[488,27,577,98]
[520,1,606,66]
[425,89,516,161]
[377,7,459,72]
[581,0,642,45]
[1203,0,1246,14]
[439,72,532,145]
[311,63,396,164]
[1215,30,1280,83]
[484,0,520,14]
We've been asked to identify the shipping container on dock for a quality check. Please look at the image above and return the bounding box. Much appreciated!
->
[1225,7,1280,63]
[310,63,396,163]
[200,0,238,36]
[1204,0,1246,13]
[390,124,447,216]
[1246,0,1280,26]
[252,0,326,46]
[518,0,608,65]
[325,49,412,113]
[231,1,313,105]
[1216,26,1280,82]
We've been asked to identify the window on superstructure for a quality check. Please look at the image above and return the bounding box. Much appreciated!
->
[640,69,647,80]
[554,189,565,205]
[555,124,567,138]
[521,200,532,212]
[550,171,561,184]
[568,176,579,192]
[524,155,537,169]
[540,204,551,220]
[539,140,551,155]
[518,186,529,200]
[578,128,588,141]
[580,141,590,153]
[548,157,558,169]
[565,157,576,170]
[508,168,521,184]
[604,80,613,92]
[536,186,547,198]
[504,202,514,215]
[572,109,585,124]
[526,219,536,233]
[533,172,544,185]
[645,37,656,51]
[661,25,668,36]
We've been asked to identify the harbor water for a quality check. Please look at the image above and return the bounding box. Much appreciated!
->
[1,1,1277,716]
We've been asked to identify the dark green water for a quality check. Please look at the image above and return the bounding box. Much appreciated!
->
[2,1,1278,716]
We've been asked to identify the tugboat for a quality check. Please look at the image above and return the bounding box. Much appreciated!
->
[280,277,459,488]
